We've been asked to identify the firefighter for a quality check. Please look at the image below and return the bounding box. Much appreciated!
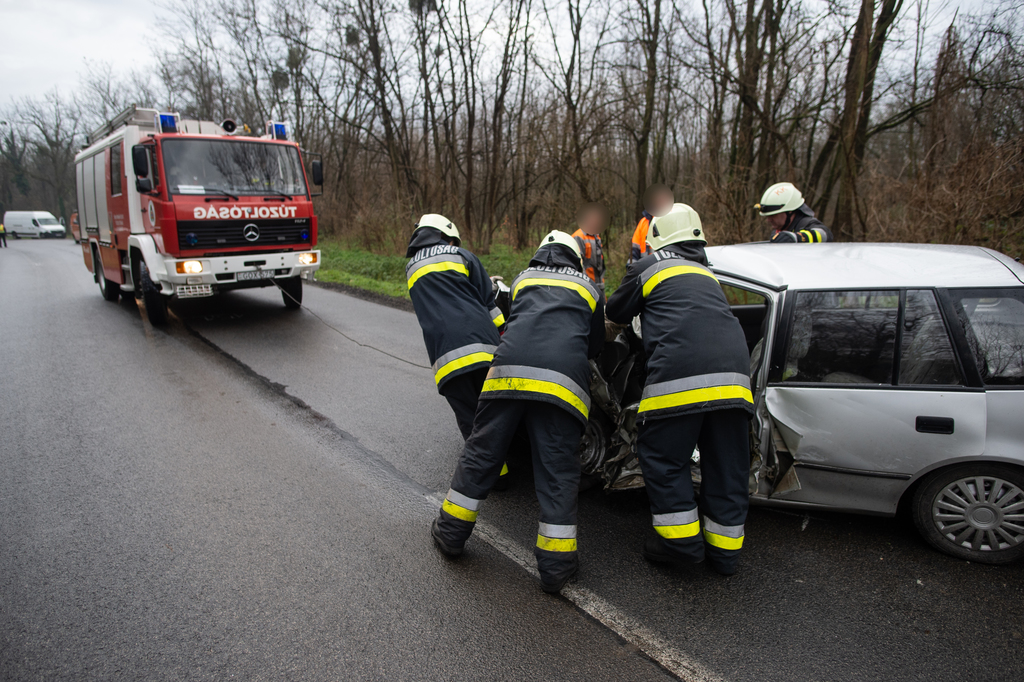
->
[606,204,754,576]
[571,202,608,294]
[0,222,6,248]
[629,184,674,263]
[406,214,511,490]
[756,182,833,243]
[431,230,605,594]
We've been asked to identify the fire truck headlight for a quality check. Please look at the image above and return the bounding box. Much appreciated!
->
[298,253,317,265]
[176,260,204,274]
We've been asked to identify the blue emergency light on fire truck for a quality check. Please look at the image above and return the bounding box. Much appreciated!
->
[74,105,325,326]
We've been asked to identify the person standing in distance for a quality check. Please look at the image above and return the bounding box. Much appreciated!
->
[406,214,510,489]
[431,231,605,594]
[606,204,754,576]
[756,182,833,243]
[629,184,675,264]
[0,221,6,247]
[571,202,609,296]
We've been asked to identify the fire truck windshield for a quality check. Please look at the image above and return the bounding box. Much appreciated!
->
[161,138,308,197]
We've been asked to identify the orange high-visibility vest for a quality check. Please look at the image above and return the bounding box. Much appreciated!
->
[572,228,605,288]
[630,217,652,263]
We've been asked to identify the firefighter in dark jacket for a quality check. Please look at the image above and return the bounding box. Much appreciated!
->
[606,204,754,576]
[431,230,604,594]
[406,214,508,474]
[756,182,833,243]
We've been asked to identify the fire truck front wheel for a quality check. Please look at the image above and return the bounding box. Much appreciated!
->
[280,277,302,309]
[93,249,120,302]
[139,261,168,326]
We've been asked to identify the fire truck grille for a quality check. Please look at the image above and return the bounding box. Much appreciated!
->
[176,218,312,250]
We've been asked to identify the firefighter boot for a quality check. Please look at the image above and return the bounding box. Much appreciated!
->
[432,489,483,557]
[431,518,467,557]
[642,533,705,567]
[538,552,579,595]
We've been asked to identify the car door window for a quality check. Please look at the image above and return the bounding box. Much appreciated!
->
[949,289,1024,386]
[783,290,899,384]
[898,290,962,385]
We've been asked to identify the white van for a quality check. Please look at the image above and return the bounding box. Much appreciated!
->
[3,211,66,239]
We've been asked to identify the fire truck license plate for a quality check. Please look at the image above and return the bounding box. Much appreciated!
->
[237,270,275,281]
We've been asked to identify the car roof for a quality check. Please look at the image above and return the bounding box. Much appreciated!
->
[706,242,1024,290]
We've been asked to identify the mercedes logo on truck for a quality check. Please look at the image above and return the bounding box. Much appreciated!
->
[243,224,260,242]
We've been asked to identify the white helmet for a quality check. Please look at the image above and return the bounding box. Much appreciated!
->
[756,182,804,216]
[415,213,461,243]
[647,203,706,251]
[539,229,583,268]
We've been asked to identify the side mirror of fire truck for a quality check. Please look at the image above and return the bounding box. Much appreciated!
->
[311,159,323,186]
[132,145,149,179]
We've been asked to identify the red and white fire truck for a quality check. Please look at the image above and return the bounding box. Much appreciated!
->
[75,106,322,325]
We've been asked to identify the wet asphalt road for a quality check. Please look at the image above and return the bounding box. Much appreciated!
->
[2,239,1022,681]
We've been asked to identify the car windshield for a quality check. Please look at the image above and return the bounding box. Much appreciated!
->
[949,288,1024,386]
[37,218,60,226]
[161,139,307,197]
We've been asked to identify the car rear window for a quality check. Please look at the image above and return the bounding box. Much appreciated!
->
[948,289,1024,386]
[783,290,899,384]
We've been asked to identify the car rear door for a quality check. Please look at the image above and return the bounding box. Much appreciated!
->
[764,288,987,515]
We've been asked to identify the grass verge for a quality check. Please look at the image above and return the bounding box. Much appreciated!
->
[316,240,612,300]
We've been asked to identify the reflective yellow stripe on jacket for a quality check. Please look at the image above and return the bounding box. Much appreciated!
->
[481,365,591,420]
[489,307,506,328]
[652,509,700,540]
[512,272,598,312]
[407,253,469,289]
[703,518,744,550]
[536,522,577,553]
[431,343,497,386]
[640,259,719,298]
[639,371,753,415]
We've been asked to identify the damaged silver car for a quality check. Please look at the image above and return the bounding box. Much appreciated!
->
[579,243,1024,564]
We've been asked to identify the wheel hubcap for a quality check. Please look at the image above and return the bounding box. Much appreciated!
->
[933,476,1024,552]
[577,421,606,474]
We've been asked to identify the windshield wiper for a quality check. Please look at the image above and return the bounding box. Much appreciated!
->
[261,189,295,201]
[202,187,240,201]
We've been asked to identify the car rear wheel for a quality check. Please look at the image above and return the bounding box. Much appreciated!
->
[280,276,302,309]
[93,250,120,302]
[913,464,1024,564]
[139,261,168,326]
[577,413,609,475]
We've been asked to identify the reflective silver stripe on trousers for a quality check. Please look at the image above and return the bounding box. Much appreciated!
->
[641,372,751,401]
[431,343,498,374]
[652,509,699,527]
[639,258,715,287]
[511,269,600,301]
[538,522,577,539]
[485,365,591,412]
[406,253,466,278]
[446,488,483,511]
[703,518,744,538]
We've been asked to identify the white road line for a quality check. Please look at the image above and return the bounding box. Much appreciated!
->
[425,493,724,682]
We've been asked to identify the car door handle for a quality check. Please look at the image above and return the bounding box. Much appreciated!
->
[916,416,954,435]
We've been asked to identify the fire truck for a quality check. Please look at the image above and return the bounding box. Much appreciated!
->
[75,106,322,325]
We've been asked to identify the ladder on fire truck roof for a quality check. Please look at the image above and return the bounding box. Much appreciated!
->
[86,105,159,146]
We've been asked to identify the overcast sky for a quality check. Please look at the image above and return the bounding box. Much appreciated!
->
[0,0,158,104]
[0,0,989,107]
